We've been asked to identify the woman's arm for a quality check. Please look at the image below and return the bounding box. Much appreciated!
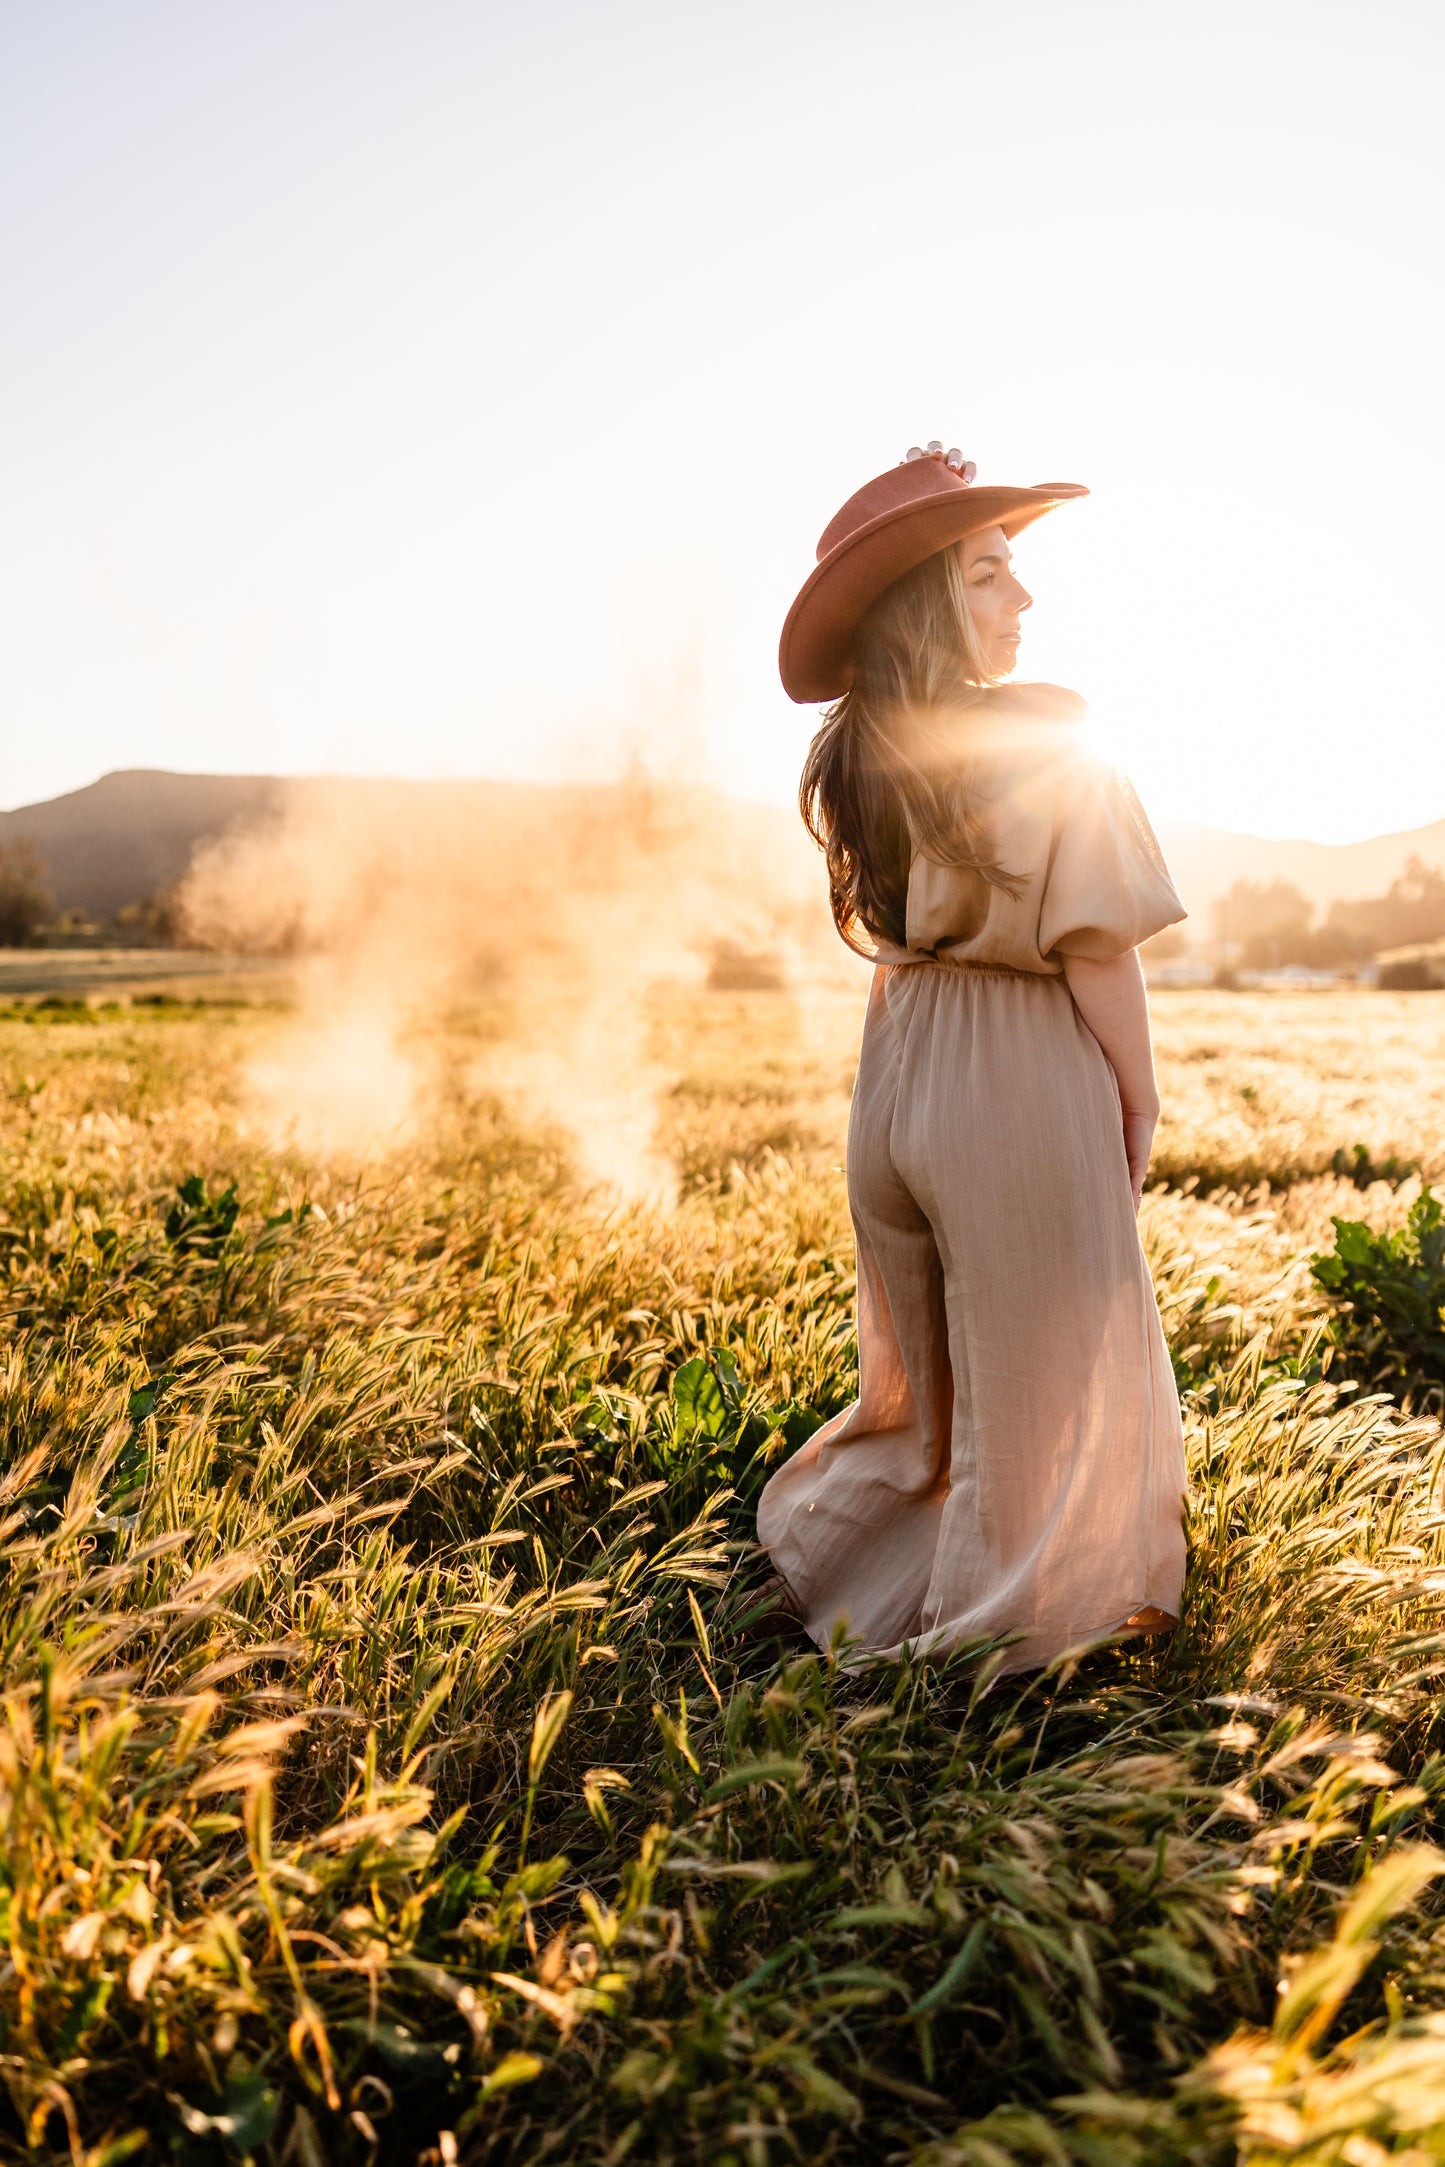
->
[1061,948,1160,1208]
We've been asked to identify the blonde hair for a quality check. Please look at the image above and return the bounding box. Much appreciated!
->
[799,540,1022,957]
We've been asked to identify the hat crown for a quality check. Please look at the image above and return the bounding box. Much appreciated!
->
[817,457,972,562]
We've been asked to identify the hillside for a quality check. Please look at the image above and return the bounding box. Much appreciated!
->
[0,771,283,920]
[0,770,803,925]
[3,767,1443,933]
[1155,814,1445,921]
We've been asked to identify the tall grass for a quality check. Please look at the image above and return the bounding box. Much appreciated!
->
[1,992,1445,2164]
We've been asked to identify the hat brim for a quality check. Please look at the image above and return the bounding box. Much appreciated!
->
[779,482,1088,704]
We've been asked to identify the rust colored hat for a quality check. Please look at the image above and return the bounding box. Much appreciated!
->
[779,443,1088,703]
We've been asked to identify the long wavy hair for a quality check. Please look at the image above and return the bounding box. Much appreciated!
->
[799,540,1023,956]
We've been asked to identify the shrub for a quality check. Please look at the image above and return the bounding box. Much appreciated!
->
[0,838,54,945]
[1328,1141,1421,1189]
[1309,1185,1445,1404]
[1379,957,1441,991]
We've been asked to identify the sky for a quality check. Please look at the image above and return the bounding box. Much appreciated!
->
[2,0,1443,842]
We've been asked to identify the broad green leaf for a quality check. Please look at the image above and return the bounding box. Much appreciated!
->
[671,1357,728,1440]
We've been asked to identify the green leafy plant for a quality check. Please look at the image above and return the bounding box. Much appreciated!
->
[163,1171,241,1256]
[1309,1185,1445,1403]
[1328,1139,1422,1189]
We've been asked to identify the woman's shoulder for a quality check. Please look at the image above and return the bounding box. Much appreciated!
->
[981,680,1089,726]
[968,683,1095,794]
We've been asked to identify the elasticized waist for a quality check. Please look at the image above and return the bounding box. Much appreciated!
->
[881,952,1057,985]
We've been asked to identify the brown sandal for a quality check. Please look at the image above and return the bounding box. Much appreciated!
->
[1122,1605,1177,1634]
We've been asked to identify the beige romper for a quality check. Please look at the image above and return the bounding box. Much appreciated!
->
[757,686,1189,1674]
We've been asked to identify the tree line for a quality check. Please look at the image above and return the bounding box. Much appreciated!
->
[1213,856,1445,969]
[0,840,180,947]
[0,830,1442,971]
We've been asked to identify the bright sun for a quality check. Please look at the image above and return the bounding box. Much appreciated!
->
[1073,698,1123,769]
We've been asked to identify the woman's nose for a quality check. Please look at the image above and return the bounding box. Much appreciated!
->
[1013,580,1033,613]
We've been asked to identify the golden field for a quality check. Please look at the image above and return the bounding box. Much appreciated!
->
[1,983,1445,2165]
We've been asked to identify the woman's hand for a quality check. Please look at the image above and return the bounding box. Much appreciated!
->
[1121,1104,1159,1210]
[1059,948,1162,1213]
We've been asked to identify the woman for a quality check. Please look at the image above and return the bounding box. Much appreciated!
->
[752,442,1188,1673]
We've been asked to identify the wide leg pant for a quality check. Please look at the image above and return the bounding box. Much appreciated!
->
[756,960,1186,1672]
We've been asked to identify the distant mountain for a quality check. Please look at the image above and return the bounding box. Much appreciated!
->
[2,768,1442,933]
[0,771,644,920]
[1153,815,1445,921]
[0,771,283,919]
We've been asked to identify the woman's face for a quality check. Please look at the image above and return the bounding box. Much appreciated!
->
[961,524,1032,675]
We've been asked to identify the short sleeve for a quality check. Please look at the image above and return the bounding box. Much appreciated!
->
[1037,749,1187,962]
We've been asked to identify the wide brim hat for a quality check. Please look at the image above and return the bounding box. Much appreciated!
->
[779,445,1088,703]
